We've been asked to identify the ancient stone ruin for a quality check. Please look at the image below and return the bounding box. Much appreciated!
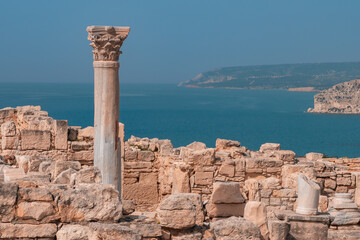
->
[0,26,360,239]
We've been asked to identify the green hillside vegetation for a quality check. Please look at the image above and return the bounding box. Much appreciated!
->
[179,62,360,90]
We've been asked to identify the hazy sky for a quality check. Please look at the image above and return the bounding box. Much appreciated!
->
[1,0,360,83]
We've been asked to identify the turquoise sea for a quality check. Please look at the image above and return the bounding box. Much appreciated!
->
[0,82,360,158]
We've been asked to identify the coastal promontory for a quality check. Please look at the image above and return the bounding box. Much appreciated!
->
[308,79,360,114]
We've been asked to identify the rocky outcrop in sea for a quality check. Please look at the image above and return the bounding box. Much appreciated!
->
[308,79,360,114]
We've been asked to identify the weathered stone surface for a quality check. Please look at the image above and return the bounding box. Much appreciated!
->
[259,143,280,152]
[137,150,155,161]
[245,179,260,201]
[216,138,241,150]
[1,121,16,137]
[123,182,158,205]
[54,168,77,184]
[122,199,135,215]
[78,126,94,140]
[211,216,262,240]
[268,220,289,240]
[328,230,360,240]
[2,136,17,150]
[56,224,89,240]
[306,152,323,161]
[211,182,245,204]
[194,171,213,185]
[244,201,269,240]
[275,150,296,162]
[287,220,328,240]
[0,223,57,238]
[54,160,81,177]
[330,211,360,226]
[15,155,30,173]
[180,193,205,225]
[21,130,51,150]
[157,194,196,229]
[172,167,190,194]
[318,195,328,213]
[58,184,123,222]
[206,202,245,218]
[88,223,142,240]
[186,141,207,150]
[17,201,55,221]
[72,141,92,151]
[55,120,68,150]
[18,187,53,201]
[0,182,18,222]
[218,160,235,177]
[75,166,102,184]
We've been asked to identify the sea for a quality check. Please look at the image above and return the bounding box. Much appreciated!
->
[1,82,360,158]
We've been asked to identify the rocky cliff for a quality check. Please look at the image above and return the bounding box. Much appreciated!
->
[308,79,360,114]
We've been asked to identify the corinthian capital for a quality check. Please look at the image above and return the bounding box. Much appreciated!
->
[87,26,130,61]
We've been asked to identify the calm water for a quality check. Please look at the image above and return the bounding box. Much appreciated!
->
[0,82,360,157]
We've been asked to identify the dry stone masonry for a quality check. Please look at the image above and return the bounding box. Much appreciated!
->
[0,106,360,239]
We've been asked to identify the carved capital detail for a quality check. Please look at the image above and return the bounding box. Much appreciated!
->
[87,26,130,61]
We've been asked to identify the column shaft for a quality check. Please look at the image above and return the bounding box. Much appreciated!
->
[94,61,121,190]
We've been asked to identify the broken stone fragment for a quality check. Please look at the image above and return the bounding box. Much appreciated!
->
[88,223,142,240]
[74,166,102,184]
[215,138,241,150]
[157,194,197,229]
[211,182,245,204]
[0,121,16,137]
[210,216,262,240]
[244,201,269,240]
[259,143,280,152]
[54,160,81,177]
[58,183,123,222]
[56,224,89,240]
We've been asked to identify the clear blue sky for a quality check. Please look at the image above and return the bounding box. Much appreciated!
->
[0,0,359,83]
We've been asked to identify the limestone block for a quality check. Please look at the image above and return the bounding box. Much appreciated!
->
[259,143,280,152]
[75,166,102,184]
[245,179,260,201]
[0,223,57,238]
[244,201,269,240]
[128,222,162,239]
[206,202,245,218]
[272,189,297,198]
[2,136,17,150]
[124,161,152,169]
[0,108,16,125]
[68,127,79,141]
[281,165,316,189]
[260,177,281,189]
[296,174,320,215]
[172,167,190,194]
[18,187,53,202]
[210,216,262,240]
[15,155,30,173]
[288,221,328,240]
[21,130,51,150]
[234,158,246,175]
[194,171,213,185]
[137,150,155,161]
[180,193,205,225]
[54,120,68,150]
[54,168,78,184]
[337,176,352,186]
[39,160,55,175]
[187,148,215,165]
[218,159,235,177]
[1,121,16,137]
[306,152,323,161]
[3,167,26,183]
[318,195,328,213]
[324,178,336,190]
[186,141,207,150]
[58,184,123,222]
[332,193,358,209]
[125,147,138,161]
[330,211,360,226]
[88,223,142,240]
[215,138,241,150]
[56,224,90,240]
[17,201,55,221]
[78,126,94,140]
[72,150,94,164]
[157,194,196,229]
[123,182,158,205]
[122,200,135,215]
[268,220,289,240]
[211,182,245,204]
[274,150,296,162]
[54,160,81,177]
[72,141,92,151]
[0,182,18,222]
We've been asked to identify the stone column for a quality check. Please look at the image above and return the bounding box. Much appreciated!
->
[87,26,130,192]
[296,174,320,215]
